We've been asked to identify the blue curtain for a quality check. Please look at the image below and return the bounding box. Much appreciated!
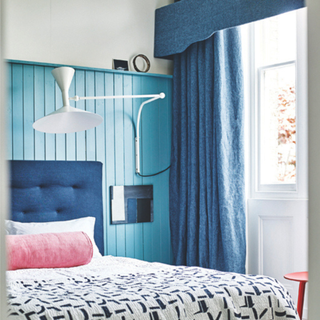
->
[169,27,246,273]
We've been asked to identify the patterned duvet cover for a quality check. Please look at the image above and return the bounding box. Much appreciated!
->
[7,256,298,320]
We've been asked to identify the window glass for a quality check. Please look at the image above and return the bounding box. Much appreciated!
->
[259,64,296,184]
[255,12,297,186]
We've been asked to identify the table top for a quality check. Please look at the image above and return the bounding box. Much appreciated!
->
[284,271,308,282]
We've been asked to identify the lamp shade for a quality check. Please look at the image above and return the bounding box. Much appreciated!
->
[32,106,103,134]
[33,67,103,134]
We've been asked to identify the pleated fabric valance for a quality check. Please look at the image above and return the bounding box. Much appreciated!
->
[154,0,305,58]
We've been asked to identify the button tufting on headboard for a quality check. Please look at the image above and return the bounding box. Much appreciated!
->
[9,160,104,255]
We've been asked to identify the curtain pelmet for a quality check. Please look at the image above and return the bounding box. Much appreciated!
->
[155,0,305,58]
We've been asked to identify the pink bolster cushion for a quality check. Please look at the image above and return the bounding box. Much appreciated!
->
[7,231,93,270]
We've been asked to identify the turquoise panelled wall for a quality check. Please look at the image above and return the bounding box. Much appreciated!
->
[7,61,173,264]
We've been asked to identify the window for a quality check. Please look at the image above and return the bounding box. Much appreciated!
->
[259,62,296,185]
[248,9,307,197]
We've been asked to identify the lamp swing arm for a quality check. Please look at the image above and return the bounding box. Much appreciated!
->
[69,92,165,175]
[69,93,165,102]
[135,96,162,175]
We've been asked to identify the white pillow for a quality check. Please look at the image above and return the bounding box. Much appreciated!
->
[5,217,102,258]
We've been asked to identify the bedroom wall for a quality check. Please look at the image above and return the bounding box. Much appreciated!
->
[3,0,173,75]
[6,60,173,264]
[307,0,320,317]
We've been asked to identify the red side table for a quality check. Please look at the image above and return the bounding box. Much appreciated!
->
[284,271,308,320]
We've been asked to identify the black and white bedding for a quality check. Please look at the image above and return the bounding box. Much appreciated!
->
[7,256,298,320]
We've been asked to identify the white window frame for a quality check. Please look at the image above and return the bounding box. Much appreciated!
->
[247,8,308,200]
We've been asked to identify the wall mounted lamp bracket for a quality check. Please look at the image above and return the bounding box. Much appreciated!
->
[32,67,166,175]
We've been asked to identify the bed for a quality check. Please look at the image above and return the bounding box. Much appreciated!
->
[6,160,299,320]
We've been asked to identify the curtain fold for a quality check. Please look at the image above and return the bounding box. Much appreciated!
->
[169,27,246,273]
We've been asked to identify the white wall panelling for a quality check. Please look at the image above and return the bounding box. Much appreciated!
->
[248,199,308,317]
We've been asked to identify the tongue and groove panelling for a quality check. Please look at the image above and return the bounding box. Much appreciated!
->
[7,61,173,264]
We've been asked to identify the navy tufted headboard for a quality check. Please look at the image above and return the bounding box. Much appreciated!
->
[9,160,104,255]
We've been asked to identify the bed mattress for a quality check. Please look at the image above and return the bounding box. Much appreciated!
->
[7,256,298,320]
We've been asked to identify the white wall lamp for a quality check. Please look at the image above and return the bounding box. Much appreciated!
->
[32,67,166,175]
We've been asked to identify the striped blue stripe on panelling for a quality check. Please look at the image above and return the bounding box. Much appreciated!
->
[34,66,45,160]
[12,64,23,160]
[44,66,56,160]
[7,61,173,264]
